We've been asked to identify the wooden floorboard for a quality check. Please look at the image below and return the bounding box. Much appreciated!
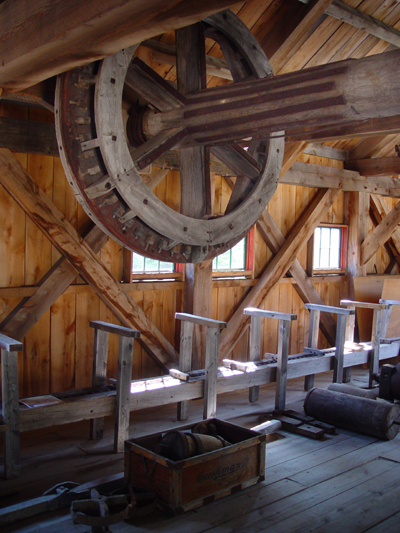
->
[1,370,400,533]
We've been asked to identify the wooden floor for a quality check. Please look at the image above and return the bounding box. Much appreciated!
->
[1,369,400,532]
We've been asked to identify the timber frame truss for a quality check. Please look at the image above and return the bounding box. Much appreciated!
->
[2,0,400,367]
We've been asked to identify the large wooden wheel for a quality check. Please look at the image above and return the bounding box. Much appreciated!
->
[55,10,284,263]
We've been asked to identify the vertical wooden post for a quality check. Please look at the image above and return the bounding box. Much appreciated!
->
[204,327,220,420]
[1,333,23,479]
[370,307,382,388]
[114,334,135,453]
[333,313,347,384]
[183,262,213,370]
[304,308,320,391]
[90,325,109,440]
[177,320,194,420]
[344,303,356,344]
[248,314,261,403]
[275,319,291,411]
[345,191,369,381]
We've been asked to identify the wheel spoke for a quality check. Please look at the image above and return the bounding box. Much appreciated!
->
[211,144,262,180]
[176,23,211,219]
[126,57,186,112]
[130,127,186,169]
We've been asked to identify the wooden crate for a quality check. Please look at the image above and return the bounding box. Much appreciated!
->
[124,418,266,513]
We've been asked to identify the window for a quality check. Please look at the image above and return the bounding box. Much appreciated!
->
[213,237,247,272]
[132,253,174,274]
[312,225,347,272]
[212,229,254,276]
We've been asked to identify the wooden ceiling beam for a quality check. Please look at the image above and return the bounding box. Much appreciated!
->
[303,143,348,161]
[286,115,400,143]
[326,0,400,49]
[219,187,341,358]
[140,40,233,81]
[0,0,239,92]
[0,148,179,369]
[283,161,400,198]
[270,0,334,74]
[346,157,400,176]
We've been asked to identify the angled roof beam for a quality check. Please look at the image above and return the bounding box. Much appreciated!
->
[0,0,238,92]
[326,0,400,48]
[0,148,179,369]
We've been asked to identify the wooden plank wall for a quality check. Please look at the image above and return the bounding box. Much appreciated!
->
[1,105,385,399]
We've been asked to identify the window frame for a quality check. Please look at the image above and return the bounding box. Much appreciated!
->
[128,228,255,281]
[309,223,348,275]
[212,228,254,279]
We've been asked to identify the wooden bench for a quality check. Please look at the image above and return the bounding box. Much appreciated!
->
[243,307,297,411]
[171,313,227,420]
[1,322,140,478]
[303,303,355,390]
[1,332,23,478]
[340,300,389,387]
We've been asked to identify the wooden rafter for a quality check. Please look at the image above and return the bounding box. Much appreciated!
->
[284,161,400,197]
[256,210,336,345]
[370,194,400,268]
[346,157,400,176]
[0,225,108,340]
[270,0,335,74]
[326,0,400,48]
[0,0,239,92]
[219,188,341,359]
[0,148,179,369]
[361,198,400,266]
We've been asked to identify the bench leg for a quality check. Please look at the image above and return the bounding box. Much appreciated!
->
[203,328,219,420]
[90,328,108,440]
[114,336,134,453]
[275,319,290,411]
[2,349,20,478]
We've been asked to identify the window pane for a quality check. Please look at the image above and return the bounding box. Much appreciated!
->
[132,254,145,272]
[313,226,343,270]
[144,258,159,272]
[313,228,321,269]
[319,246,330,269]
[216,250,231,270]
[132,252,174,274]
[330,246,340,269]
[159,261,174,272]
[213,237,247,272]
[231,240,245,269]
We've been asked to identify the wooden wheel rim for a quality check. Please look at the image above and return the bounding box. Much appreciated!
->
[56,10,284,262]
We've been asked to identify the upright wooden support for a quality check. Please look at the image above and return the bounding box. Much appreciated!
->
[175,313,227,420]
[244,308,297,411]
[305,304,355,384]
[177,320,194,420]
[248,314,262,403]
[341,300,389,388]
[276,318,291,411]
[304,308,320,391]
[89,325,109,440]
[334,313,347,384]
[89,321,140,453]
[379,299,400,338]
[0,333,23,479]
